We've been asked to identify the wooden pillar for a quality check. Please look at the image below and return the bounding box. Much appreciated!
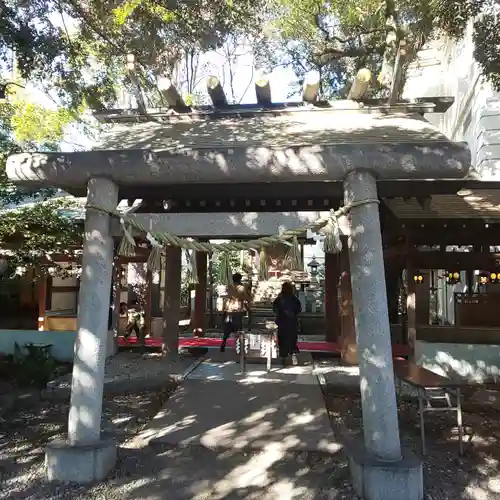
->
[144,267,153,342]
[111,260,121,336]
[162,246,182,357]
[208,255,215,328]
[193,251,208,336]
[415,270,430,326]
[466,270,474,295]
[37,274,48,331]
[324,252,340,341]
[406,236,417,361]
[338,240,357,364]
[20,269,34,307]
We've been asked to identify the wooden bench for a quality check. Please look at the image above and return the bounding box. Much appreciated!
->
[393,359,464,455]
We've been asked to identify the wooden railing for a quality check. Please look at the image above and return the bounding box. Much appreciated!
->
[454,292,500,327]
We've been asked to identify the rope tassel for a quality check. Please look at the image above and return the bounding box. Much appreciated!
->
[285,236,303,271]
[185,249,199,285]
[147,246,163,272]
[146,233,164,272]
[218,252,233,287]
[259,247,269,281]
[118,223,136,256]
[323,218,343,254]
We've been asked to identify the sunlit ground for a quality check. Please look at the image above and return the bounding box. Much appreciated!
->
[323,383,500,500]
[1,355,500,499]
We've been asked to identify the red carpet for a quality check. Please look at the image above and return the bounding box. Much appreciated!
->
[117,336,409,357]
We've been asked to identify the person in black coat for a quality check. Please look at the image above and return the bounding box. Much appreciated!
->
[273,281,301,365]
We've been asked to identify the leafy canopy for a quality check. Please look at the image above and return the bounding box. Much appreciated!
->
[260,0,500,98]
[0,0,265,273]
[1,0,265,110]
[1,0,498,272]
[0,88,81,274]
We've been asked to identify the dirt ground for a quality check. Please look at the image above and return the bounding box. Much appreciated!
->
[323,384,500,500]
[2,364,500,499]
[0,383,177,499]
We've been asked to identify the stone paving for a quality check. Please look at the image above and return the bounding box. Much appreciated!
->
[134,353,340,456]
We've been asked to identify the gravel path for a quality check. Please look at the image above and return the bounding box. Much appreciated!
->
[323,384,500,500]
[1,442,357,500]
[47,352,197,390]
[0,351,358,500]
[0,384,177,500]
[7,351,499,499]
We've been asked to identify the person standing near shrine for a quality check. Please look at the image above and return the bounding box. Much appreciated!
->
[273,281,301,366]
[220,273,251,352]
[124,299,145,341]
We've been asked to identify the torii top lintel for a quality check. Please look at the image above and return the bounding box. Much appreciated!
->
[6,102,471,196]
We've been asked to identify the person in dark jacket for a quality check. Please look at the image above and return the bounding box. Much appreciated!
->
[273,281,301,365]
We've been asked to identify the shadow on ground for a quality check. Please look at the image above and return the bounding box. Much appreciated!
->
[2,359,500,500]
[323,384,500,500]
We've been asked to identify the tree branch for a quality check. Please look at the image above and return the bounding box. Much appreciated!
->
[313,43,386,63]
[377,0,400,87]
[313,9,389,45]
[64,0,128,60]
[238,64,255,104]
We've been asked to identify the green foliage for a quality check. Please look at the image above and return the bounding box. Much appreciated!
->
[431,1,500,91]
[1,0,497,107]
[259,0,500,98]
[10,102,73,146]
[113,0,177,26]
[210,251,241,287]
[0,198,82,272]
[0,0,265,111]
[13,342,57,389]
[431,0,482,39]
[0,90,82,273]
[472,11,500,92]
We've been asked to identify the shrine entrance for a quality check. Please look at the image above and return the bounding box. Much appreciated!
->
[7,76,472,498]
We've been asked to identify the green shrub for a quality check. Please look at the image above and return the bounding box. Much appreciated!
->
[13,342,57,389]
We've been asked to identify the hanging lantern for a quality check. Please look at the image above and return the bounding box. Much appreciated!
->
[490,271,500,283]
[478,272,489,285]
[446,271,461,285]
[413,272,424,284]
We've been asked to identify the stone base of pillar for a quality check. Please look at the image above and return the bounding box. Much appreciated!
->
[347,441,423,500]
[45,434,117,483]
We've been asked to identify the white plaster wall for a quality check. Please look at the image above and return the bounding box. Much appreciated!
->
[416,340,500,382]
[404,24,500,177]
[51,263,78,311]
[404,37,450,98]
[52,274,78,287]
[51,292,77,311]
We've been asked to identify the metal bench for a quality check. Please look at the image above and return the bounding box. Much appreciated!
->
[393,359,464,455]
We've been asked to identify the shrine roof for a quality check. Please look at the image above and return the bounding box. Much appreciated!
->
[6,105,471,196]
[93,107,451,151]
[385,189,500,221]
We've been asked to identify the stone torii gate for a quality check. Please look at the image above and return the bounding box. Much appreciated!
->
[6,92,469,499]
